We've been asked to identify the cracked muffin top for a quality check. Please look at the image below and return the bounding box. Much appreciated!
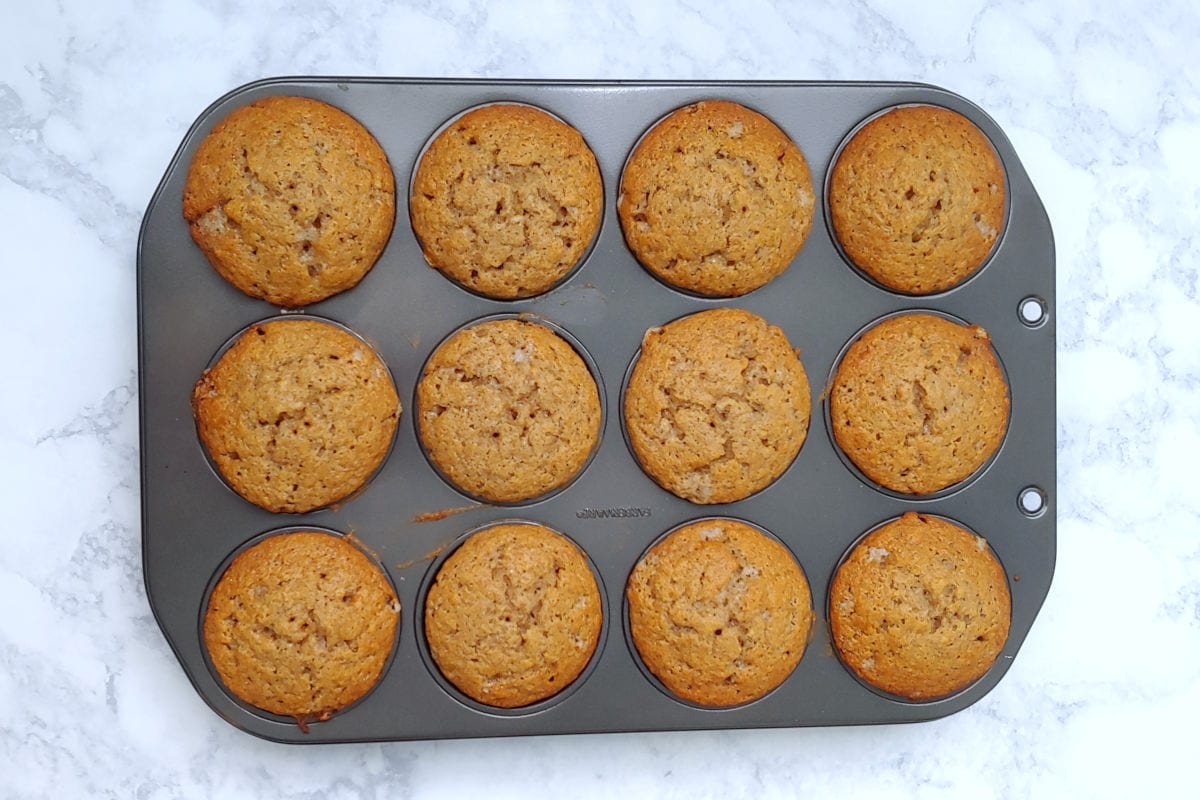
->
[626,518,812,706]
[623,308,810,504]
[617,99,814,297]
[182,95,396,307]
[423,522,602,708]
[192,318,401,513]
[410,103,603,299]
[829,104,1006,294]
[203,530,400,721]
[829,313,1009,495]
[829,512,1011,700]
[416,318,601,503]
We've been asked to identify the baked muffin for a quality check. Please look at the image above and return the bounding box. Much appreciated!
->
[182,95,396,307]
[626,518,812,706]
[193,318,400,513]
[204,530,400,721]
[416,318,601,503]
[830,313,1008,495]
[424,523,602,708]
[618,99,814,297]
[410,104,603,298]
[829,513,1011,700]
[829,104,1005,294]
[623,308,810,504]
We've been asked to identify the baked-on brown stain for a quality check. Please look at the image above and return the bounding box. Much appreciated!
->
[618,99,814,297]
[627,519,812,707]
[829,513,1011,700]
[411,504,483,523]
[411,104,603,299]
[341,531,380,563]
[183,95,396,307]
[829,104,1005,294]
[394,543,449,570]
[624,308,811,504]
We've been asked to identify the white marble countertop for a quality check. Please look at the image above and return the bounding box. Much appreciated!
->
[2,0,1197,796]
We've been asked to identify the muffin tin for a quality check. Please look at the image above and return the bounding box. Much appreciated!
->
[138,78,1056,743]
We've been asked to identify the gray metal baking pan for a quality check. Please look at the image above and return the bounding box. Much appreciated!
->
[137,78,1056,743]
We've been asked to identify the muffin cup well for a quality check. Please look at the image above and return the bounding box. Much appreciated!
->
[822,308,1013,501]
[825,513,1013,705]
[407,101,605,301]
[197,525,403,730]
[823,103,1012,298]
[412,311,607,506]
[193,313,402,514]
[414,518,609,716]
[622,516,815,710]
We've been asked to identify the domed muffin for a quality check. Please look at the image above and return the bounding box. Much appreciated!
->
[618,99,814,297]
[627,518,812,706]
[830,313,1008,495]
[193,318,400,513]
[183,95,395,306]
[416,318,601,503]
[204,530,400,721]
[829,104,1005,294]
[624,308,810,504]
[424,522,602,707]
[411,103,603,298]
[829,513,1011,700]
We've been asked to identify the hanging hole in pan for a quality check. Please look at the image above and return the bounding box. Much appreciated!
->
[1018,295,1048,328]
[1018,486,1048,517]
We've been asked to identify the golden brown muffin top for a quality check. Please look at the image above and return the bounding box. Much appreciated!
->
[417,318,601,503]
[183,95,396,307]
[829,104,1005,294]
[204,531,400,720]
[829,513,1011,700]
[624,308,810,504]
[618,99,814,297]
[627,518,812,706]
[830,313,1009,495]
[424,523,602,708]
[192,318,400,513]
[410,104,603,298]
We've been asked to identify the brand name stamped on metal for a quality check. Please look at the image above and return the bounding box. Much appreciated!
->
[576,507,654,520]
